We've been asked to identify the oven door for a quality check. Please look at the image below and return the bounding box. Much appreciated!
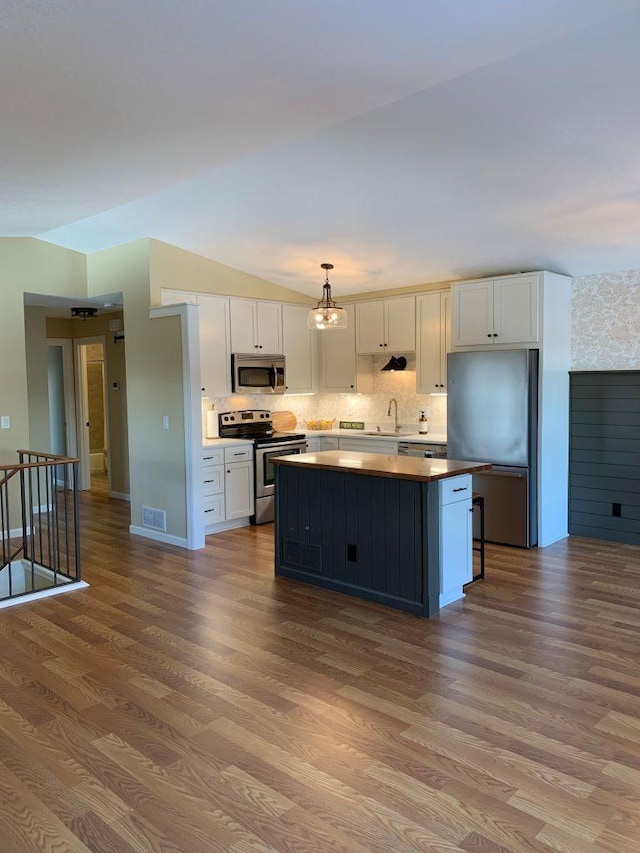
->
[255,441,307,498]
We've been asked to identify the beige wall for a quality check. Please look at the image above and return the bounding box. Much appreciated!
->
[87,240,186,539]
[149,239,313,305]
[0,238,86,466]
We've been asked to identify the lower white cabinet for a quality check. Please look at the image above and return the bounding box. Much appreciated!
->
[338,437,398,455]
[225,460,254,520]
[203,444,253,533]
[305,437,321,452]
[439,475,472,607]
[319,436,339,451]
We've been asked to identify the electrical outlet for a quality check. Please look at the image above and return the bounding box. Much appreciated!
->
[0,416,10,430]
[162,416,170,430]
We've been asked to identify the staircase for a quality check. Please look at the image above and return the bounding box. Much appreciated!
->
[0,451,85,607]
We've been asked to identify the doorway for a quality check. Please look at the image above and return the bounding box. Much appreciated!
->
[75,337,109,494]
[46,338,77,484]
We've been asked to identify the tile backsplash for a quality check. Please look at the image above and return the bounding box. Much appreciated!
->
[203,354,446,435]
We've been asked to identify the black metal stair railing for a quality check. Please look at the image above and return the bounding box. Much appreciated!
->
[0,451,81,602]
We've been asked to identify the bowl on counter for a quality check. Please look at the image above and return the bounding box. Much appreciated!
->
[304,418,336,430]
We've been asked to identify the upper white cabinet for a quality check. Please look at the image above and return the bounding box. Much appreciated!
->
[282,304,316,394]
[161,289,231,396]
[318,304,373,393]
[416,291,450,394]
[230,298,282,353]
[198,294,232,396]
[451,274,539,347]
[356,297,415,354]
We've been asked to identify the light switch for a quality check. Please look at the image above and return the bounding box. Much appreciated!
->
[1,416,10,430]
[162,416,170,430]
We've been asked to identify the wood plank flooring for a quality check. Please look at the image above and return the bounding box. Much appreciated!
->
[1,492,640,851]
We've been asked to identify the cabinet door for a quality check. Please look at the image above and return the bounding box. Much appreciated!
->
[319,304,358,391]
[440,496,472,607]
[282,305,315,393]
[256,302,283,353]
[225,461,254,520]
[199,294,231,396]
[229,299,257,352]
[355,301,385,354]
[385,296,415,352]
[338,438,397,455]
[493,275,539,344]
[417,292,446,394]
[319,436,340,450]
[451,281,493,346]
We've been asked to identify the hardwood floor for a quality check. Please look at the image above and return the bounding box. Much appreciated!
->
[1,492,640,851]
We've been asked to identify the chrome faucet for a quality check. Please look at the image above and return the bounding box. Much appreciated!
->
[387,398,400,433]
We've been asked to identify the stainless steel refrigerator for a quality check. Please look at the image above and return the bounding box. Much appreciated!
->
[447,349,538,547]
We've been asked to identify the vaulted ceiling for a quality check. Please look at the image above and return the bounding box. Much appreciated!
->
[4,0,640,295]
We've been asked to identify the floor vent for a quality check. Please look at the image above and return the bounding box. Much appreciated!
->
[283,539,322,574]
[142,506,167,532]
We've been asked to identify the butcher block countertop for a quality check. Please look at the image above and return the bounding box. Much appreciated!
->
[272,450,491,482]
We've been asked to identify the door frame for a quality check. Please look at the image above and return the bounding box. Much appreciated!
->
[74,336,108,492]
[46,338,77,460]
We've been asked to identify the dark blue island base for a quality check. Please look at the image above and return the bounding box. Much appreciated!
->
[274,463,441,617]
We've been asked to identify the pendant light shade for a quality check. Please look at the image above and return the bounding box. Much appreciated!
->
[307,263,348,330]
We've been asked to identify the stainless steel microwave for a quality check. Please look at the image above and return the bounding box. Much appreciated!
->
[231,353,286,394]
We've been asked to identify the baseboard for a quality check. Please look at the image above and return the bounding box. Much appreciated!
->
[205,516,251,535]
[109,491,130,502]
[0,580,89,610]
[129,525,188,549]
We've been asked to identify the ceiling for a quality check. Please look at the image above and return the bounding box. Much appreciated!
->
[4,0,640,296]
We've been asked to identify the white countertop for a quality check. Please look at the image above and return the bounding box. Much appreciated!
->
[300,429,447,444]
[203,431,447,447]
[203,437,253,448]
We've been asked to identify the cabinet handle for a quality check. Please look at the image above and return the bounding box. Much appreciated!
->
[452,487,468,492]
[379,343,383,347]
[350,384,354,388]
[487,333,491,338]
[259,345,263,348]
[493,333,498,337]
[227,470,231,474]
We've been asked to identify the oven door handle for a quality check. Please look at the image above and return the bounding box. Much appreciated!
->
[257,442,306,453]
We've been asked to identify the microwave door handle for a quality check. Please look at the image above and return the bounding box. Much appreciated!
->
[271,364,277,392]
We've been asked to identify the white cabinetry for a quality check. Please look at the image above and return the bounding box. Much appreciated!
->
[203,444,253,533]
[230,299,282,353]
[451,274,538,347]
[282,304,316,393]
[319,436,339,451]
[439,474,472,607]
[318,305,373,393]
[356,297,415,354]
[416,291,450,394]
[338,437,398,455]
[198,294,232,395]
[224,445,254,520]
[162,289,231,396]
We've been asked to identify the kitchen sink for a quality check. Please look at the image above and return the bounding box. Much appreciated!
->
[361,430,415,437]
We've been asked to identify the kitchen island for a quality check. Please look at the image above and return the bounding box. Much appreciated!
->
[273,451,491,617]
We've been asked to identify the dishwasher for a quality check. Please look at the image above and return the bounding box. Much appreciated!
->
[398,441,447,459]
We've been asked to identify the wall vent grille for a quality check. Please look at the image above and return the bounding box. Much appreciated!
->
[283,539,322,574]
[142,506,166,532]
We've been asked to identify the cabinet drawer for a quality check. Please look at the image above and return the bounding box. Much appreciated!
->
[203,467,223,495]
[203,495,225,523]
[203,448,224,466]
[440,475,472,505]
[224,446,252,463]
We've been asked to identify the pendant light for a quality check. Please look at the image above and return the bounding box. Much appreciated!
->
[307,263,348,330]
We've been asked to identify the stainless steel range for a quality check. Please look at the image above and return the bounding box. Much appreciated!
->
[218,409,307,524]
